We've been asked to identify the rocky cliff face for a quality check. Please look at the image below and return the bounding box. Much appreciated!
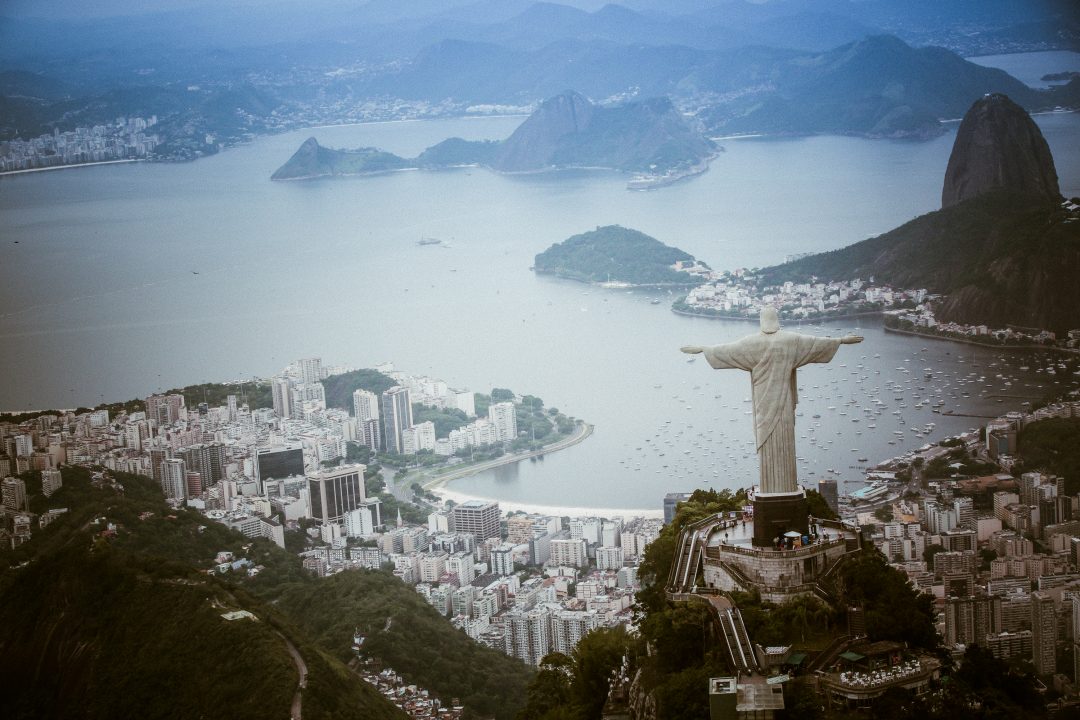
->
[492,90,713,173]
[941,93,1060,208]
[492,90,596,171]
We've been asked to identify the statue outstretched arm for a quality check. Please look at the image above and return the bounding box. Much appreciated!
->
[680,345,704,354]
[841,335,863,344]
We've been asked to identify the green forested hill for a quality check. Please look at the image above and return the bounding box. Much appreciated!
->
[321,368,397,410]
[0,465,531,719]
[278,570,533,720]
[534,225,702,285]
[760,192,1080,333]
[1018,417,1080,494]
[271,136,413,179]
[0,467,404,720]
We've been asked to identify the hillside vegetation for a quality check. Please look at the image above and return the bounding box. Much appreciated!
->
[1018,417,1080,494]
[761,192,1080,333]
[0,466,403,720]
[278,570,533,720]
[534,225,702,286]
[0,465,531,718]
[321,368,397,411]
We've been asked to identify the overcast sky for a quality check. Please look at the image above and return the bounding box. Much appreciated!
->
[1,0,288,19]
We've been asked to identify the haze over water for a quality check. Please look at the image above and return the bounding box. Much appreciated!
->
[2,53,1078,512]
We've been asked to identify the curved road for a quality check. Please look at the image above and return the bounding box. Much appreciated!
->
[277,631,307,720]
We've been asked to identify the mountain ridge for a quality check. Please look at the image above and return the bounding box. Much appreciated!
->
[271,90,716,180]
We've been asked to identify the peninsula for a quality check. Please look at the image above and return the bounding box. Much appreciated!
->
[758,94,1080,334]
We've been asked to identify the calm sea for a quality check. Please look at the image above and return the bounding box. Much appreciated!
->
[1,53,1078,512]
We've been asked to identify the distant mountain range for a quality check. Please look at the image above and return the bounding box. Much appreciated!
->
[2,0,1077,144]
[761,94,1080,333]
[369,33,1080,138]
[272,90,716,180]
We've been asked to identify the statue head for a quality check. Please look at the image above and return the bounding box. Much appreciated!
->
[759,306,780,334]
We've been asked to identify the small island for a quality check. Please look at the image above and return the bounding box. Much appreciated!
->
[270,137,414,180]
[533,225,709,287]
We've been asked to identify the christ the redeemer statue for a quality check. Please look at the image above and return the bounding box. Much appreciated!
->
[682,306,862,496]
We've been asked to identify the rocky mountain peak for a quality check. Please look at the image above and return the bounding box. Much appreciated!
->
[941,93,1060,208]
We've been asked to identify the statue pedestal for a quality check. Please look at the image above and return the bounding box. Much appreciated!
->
[752,491,808,548]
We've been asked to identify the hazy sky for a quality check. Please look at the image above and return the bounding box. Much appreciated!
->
[1,0,261,18]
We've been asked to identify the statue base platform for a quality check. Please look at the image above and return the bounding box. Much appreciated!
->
[752,491,808,548]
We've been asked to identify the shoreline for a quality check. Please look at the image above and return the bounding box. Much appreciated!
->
[427,420,662,519]
[882,324,1080,355]
[420,422,594,496]
[0,158,143,176]
[671,306,887,324]
[433,485,663,520]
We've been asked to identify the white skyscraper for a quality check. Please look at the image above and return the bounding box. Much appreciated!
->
[489,402,518,442]
[13,434,33,457]
[505,607,552,666]
[271,376,292,419]
[41,469,62,497]
[551,610,600,655]
[353,389,379,422]
[402,421,437,455]
[381,386,413,454]
[160,458,187,501]
[297,357,324,384]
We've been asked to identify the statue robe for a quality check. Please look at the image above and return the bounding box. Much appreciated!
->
[703,331,842,494]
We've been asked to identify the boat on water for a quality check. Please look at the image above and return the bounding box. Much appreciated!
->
[417,237,442,246]
[650,299,662,305]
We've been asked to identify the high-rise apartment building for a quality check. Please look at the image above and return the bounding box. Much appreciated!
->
[380,386,413,454]
[506,515,536,544]
[13,434,33,457]
[296,357,323,384]
[551,609,599,655]
[145,393,185,427]
[550,537,588,568]
[255,445,305,486]
[179,443,226,488]
[1032,591,1056,675]
[505,607,552,666]
[271,376,292,419]
[491,543,515,576]
[160,458,187,500]
[308,464,366,524]
[489,402,518,442]
[347,390,379,448]
[1,477,28,511]
[148,446,170,488]
[1073,598,1080,684]
[595,545,624,570]
[353,389,380,424]
[449,500,501,542]
[40,468,62,497]
[944,594,1002,647]
[402,421,436,455]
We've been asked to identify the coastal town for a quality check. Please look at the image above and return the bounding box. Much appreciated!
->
[0,116,162,172]
[674,263,1080,353]
[2,343,1080,716]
